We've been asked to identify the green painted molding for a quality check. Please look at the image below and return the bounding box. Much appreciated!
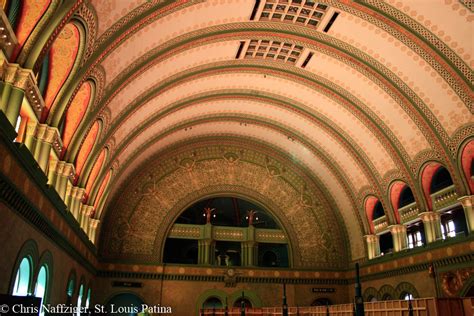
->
[23,1,82,70]
[353,0,471,84]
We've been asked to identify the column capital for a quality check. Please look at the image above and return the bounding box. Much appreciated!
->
[35,124,63,156]
[72,186,86,200]
[90,219,100,228]
[419,211,440,222]
[57,161,75,180]
[82,205,95,217]
[2,60,43,118]
[25,120,38,136]
[364,234,379,242]
[458,195,474,207]
[389,224,407,234]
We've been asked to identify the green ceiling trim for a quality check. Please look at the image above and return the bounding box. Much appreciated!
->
[102,92,383,189]
[353,0,471,86]
[71,24,454,164]
[62,26,458,191]
[91,64,420,212]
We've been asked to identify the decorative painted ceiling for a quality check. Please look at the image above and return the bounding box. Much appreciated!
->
[12,0,473,265]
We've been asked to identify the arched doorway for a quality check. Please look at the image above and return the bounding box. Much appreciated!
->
[106,293,145,316]
[202,296,223,309]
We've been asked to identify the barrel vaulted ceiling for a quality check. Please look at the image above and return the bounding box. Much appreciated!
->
[16,0,473,265]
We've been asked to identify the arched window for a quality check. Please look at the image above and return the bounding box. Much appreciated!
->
[372,201,385,220]
[76,284,84,315]
[401,292,413,300]
[12,257,31,296]
[85,288,91,310]
[398,186,415,208]
[35,265,48,316]
[233,298,252,308]
[66,277,75,305]
[430,166,453,194]
[382,293,393,301]
[367,296,377,302]
[202,297,223,309]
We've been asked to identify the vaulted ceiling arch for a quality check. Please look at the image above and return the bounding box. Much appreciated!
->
[99,136,362,263]
[101,116,372,238]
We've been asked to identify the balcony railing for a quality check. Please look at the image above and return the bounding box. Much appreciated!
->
[431,185,458,211]
[200,297,474,316]
[373,215,388,233]
[398,202,419,223]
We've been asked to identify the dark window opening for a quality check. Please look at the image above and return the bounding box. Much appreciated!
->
[311,298,332,306]
[258,243,289,267]
[163,238,198,264]
[301,52,313,68]
[398,186,415,208]
[379,232,393,255]
[203,297,223,309]
[470,159,474,177]
[236,41,245,59]
[233,298,252,308]
[215,241,241,266]
[250,0,261,20]
[372,201,385,220]
[323,12,339,32]
[406,221,425,248]
[430,166,453,194]
[382,293,393,301]
[440,206,467,239]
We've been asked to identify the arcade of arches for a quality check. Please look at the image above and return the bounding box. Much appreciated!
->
[0,0,472,315]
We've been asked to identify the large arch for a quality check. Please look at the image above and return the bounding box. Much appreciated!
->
[99,142,354,267]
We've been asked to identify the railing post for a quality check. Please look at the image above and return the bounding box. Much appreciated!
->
[354,263,365,316]
[282,283,288,316]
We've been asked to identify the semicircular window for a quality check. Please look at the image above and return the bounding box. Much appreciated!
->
[163,197,289,267]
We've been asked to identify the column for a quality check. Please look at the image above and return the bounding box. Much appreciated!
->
[89,219,100,244]
[198,239,213,265]
[80,205,94,231]
[364,235,380,259]
[241,241,257,266]
[1,64,36,127]
[69,187,85,221]
[34,124,59,173]
[23,120,38,153]
[47,158,58,186]
[241,225,257,266]
[419,212,442,243]
[54,161,74,201]
[458,195,474,234]
[389,225,407,252]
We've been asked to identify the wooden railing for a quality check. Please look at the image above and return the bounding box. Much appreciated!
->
[200,297,474,316]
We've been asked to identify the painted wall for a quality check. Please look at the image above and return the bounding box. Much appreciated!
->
[0,201,94,305]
